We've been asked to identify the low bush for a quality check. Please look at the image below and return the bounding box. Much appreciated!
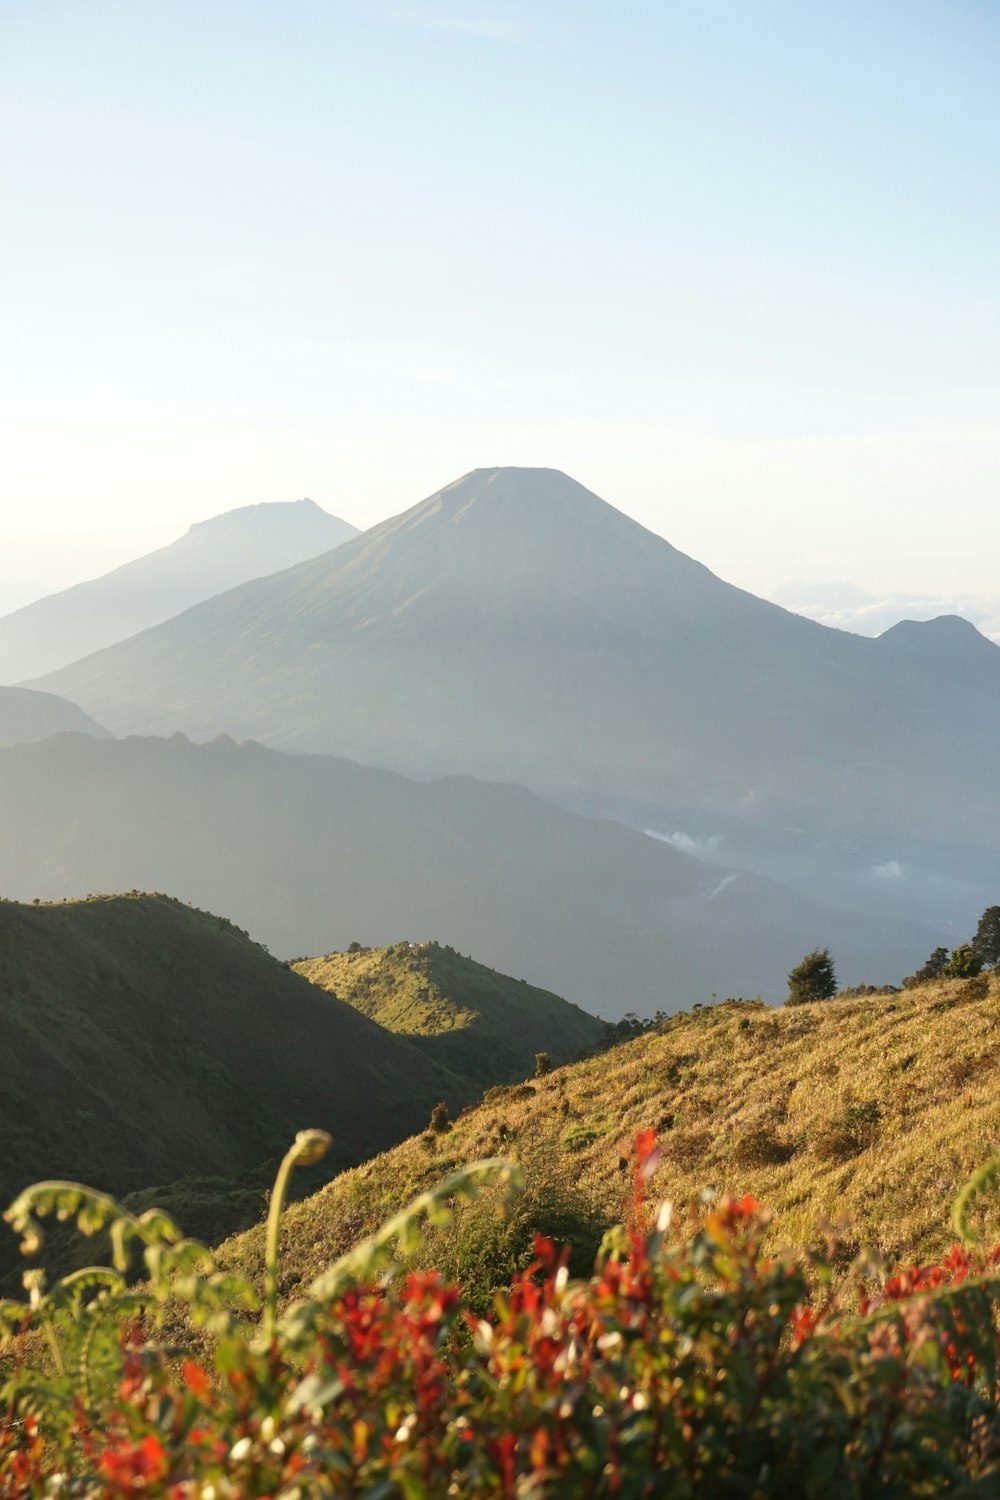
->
[811,1099,882,1163]
[7,1135,1000,1494]
[729,1123,796,1168]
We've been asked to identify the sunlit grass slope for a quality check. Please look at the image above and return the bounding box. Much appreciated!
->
[219,973,1000,1307]
[291,940,605,1086]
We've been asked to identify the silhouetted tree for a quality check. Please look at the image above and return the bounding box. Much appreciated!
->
[534,1051,553,1078]
[972,907,1000,969]
[786,948,837,1006]
[902,946,950,988]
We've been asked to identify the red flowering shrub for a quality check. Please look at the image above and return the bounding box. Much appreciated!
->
[4,1134,1000,1494]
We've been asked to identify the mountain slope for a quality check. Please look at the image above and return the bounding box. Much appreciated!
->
[0,893,466,1250]
[292,941,606,1085]
[34,469,1000,856]
[0,686,109,748]
[216,970,1000,1309]
[0,498,357,683]
[0,733,922,1015]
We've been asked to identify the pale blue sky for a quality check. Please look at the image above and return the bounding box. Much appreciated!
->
[1,0,997,607]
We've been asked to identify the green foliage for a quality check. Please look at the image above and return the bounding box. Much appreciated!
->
[9,1142,1000,1493]
[811,1100,882,1163]
[973,906,1000,968]
[786,946,837,1005]
[942,943,984,980]
[904,945,951,987]
[562,1124,600,1152]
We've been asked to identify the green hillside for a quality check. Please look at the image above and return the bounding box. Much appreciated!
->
[0,893,470,1278]
[217,970,1000,1311]
[291,940,605,1086]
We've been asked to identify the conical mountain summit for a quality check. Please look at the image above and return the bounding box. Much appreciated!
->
[32,467,1000,857]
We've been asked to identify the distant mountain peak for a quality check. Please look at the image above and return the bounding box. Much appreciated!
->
[417,465,655,534]
[0,497,358,684]
[186,497,330,535]
[879,614,998,654]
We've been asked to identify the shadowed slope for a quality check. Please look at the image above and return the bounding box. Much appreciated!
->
[0,893,466,1238]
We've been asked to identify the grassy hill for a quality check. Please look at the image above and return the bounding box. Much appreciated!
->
[0,892,471,1277]
[217,970,1000,1311]
[291,940,605,1086]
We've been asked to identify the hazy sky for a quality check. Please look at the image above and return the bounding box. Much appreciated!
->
[2,0,998,607]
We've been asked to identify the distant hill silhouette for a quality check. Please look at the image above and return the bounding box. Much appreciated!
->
[0,732,926,1015]
[34,469,1000,861]
[0,498,357,683]
[293,940,606,1085]
[876,615,1000,706]
[0,685,108,748]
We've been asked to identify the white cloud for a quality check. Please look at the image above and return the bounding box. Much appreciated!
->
[871,860,906,881]
[646,829,725,862]
[768,580,1000,644]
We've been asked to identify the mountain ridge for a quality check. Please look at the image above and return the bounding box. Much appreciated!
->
[31,467,997,860]
[0,731,925,1014]
[0,889,474,1280]
[0,498,358,683]
[0,685,109,748]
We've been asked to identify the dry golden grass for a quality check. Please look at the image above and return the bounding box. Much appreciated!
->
[219,972,1000,1303]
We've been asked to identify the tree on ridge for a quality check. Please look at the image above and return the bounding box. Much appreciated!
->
[786,948,837,1006]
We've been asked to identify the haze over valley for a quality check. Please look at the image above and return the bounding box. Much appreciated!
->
[21,466,999,948]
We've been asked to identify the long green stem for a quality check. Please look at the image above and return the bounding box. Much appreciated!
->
[41,1318,65,1378]
[263,1131,331,1345]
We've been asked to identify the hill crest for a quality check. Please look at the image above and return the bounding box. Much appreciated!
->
[292,938,606,1085]
[0,889,472,1281]
[217,970,1000,1309]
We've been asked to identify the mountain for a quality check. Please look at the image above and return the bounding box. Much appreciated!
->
[0,499,357,684]
[0,732,922,1016]
[32,469,1000,872]
[876,614,1000,702]
[0,685,109,748]
[0,891,468,1277]
[217,969,1000,1312]
[292,941,606,1086]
